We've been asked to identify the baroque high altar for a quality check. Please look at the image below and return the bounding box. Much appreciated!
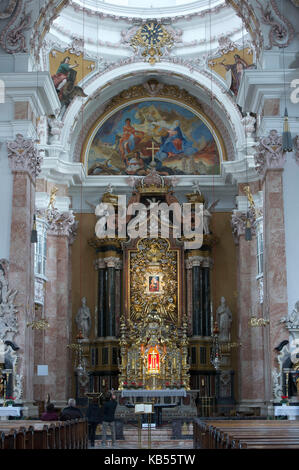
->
[82,168,223,397]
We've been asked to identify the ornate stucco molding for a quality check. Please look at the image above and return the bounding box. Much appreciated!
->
[225,0,263,57]
[94,259,106,270]
[207,34,254,63]
[46,22,251,59]
[241,112,256,138]
[31,0,228,61]
[94,257,122,270]
[46,207,78,240]
[123,23,180,65]
[0,0,17,19]
[103,80,203,114]
[280,301,299,330]
[254,130,286,176]
[30,0,67,61]
[106,257,123,269]
[48,117,64,144]
[68,0,227,24]
[185,256,213,269]
[0,259,18,343]
[48,24,131,51]
[256,0,295,49]
[231,209,256,244]
[0,0,31,54]
[7,134,43,180]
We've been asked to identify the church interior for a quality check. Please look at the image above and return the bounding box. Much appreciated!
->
[0,0,299,451]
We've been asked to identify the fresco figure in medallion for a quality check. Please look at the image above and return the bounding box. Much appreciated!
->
[51,57,78,95]
[220,54,250,96]
[51,56,87,112]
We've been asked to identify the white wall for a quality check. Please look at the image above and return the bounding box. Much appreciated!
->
[283,155,299,314]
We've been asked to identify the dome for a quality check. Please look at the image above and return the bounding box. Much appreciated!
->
[72,0,225,17]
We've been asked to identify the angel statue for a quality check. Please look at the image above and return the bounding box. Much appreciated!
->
[192,180,202,194]
[105,183,114,194]
[203,199,219,235]
[47,186,58,210]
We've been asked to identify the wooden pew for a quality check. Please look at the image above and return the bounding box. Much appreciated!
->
[0,430,5,449]
[3,429,17,449]
[0,418,88,450]
[0,425,25,450]
[194,419,299,450]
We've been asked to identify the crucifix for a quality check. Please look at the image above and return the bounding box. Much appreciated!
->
[146,141,160,166]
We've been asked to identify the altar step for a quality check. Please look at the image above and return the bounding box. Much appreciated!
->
[92,424,193,449]
[118,424,193,449]
[123,425,174,441]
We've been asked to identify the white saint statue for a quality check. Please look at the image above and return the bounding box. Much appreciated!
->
[75,297,91,338]
[203,199,219,235]
[216,296,232,342]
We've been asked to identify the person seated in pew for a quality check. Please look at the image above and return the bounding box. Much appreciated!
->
[41,403,59,421]
[59,398,83,421]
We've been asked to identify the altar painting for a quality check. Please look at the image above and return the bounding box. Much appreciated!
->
[86,100,221,176]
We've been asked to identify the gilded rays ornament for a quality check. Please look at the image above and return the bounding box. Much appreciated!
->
[131,22,174,65]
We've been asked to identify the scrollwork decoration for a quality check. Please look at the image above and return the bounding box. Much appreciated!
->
[0,0,17,19]
[0,0,31,54]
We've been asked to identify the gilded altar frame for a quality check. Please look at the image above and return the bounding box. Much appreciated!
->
[126,238,183,327]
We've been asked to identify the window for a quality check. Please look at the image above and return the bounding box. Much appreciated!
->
[256,218,263,276]
[34,219,48,278]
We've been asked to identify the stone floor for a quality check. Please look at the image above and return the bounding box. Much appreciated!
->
[89,424,194,449]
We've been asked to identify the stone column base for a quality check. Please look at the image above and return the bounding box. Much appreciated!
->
[237,400,271,416]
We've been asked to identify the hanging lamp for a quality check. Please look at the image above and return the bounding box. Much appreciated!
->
[30,214,38,243]
[282,107,293,153]
[245,212,252,241]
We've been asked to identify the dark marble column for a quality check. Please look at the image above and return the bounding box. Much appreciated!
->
[115,262,122,337]
[106,265,116,337]
[192,264,202,336]
[97,260,106,338]
[202,266,211,337]
[96,257,121,338]
[190,258,212,337]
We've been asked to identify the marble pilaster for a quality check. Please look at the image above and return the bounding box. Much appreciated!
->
[263,169,288,373]
[236,233,265,405]
[254,130,289,400]
[36,209,76,403]
[7,134,41,403]
[232,182,266,407]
